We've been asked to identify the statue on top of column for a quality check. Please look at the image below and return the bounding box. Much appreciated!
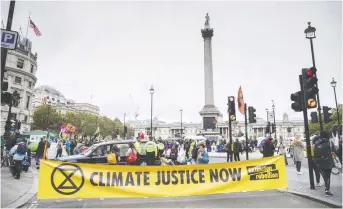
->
[205,13,210,28]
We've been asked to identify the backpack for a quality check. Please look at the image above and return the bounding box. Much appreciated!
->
[17,143,27,155]
[107,153,117,164]
[314,138,331,159]
[126,148,137,164]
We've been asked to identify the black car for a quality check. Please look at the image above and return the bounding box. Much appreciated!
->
[58,139,161,165]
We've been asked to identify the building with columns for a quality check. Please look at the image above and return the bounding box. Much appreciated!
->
[30,85,100,118]
[1,38,38,133]
[133,113,304,141]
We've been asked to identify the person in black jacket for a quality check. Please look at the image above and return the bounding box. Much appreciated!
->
[233,139,242,161]
[263,138,275,158]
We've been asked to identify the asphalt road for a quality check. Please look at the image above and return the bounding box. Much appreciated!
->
[23,190,326,208]
[21,153,322,208]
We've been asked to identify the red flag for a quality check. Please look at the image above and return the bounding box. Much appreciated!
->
[29,19,41,36]
[237,86,245,115]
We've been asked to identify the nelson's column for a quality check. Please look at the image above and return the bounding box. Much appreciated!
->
[199,13,223,131]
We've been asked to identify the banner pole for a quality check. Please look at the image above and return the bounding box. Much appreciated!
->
[244,103,249,160]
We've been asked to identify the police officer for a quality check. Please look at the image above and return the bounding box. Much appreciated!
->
[134,137,144,165]
[157,140,165,158]
[144,139,157,165]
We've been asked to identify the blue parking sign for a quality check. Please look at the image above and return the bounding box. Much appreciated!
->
[1,29,19,50]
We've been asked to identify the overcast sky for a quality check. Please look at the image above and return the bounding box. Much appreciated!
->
[1,1,342,123]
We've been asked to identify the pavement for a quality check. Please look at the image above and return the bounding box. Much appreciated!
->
[1,165,38,208]
[2,152,342,208]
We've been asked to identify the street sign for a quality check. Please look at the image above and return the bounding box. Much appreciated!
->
[1,29,19,50]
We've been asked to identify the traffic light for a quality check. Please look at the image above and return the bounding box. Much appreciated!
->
[265,122,271,134]
[228,96,236,121]
[323,106,332,123]
[290,91,303,112]
[271,123,276,133]
[310,112,318,123]
[302,67,318,109]
[248,106,256,123]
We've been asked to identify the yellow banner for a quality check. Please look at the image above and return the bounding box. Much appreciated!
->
[38,156,287,199]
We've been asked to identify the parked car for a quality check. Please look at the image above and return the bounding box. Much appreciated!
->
[58,140,161,165]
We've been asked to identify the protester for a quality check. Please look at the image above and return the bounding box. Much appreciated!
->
[64,139,71,155]
[310,136,323,187]
[197,144,209,164]
[9,139,27,179]
[313,131,335,196]
[277,141,288,165]
[293,137,305,175]
[126,142,137,165]
[36,138,45,161]
[227,141,234,162]
[73,141,83,155]
[56,140,63,159]
[233,139,242,161]
[263,137,275,158]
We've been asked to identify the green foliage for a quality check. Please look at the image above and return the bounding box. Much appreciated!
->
[32,105,124,138]
[309,104,342,135]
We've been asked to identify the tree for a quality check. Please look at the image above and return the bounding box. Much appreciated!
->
[31,105,64,133]
[309,104,342,135]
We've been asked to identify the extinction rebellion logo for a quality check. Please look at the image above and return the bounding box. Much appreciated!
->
[246,164,279,180]
[51,163,85,195]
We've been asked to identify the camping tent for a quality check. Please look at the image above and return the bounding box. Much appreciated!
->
[22,130,58,143]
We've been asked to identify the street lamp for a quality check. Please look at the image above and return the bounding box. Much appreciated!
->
[272,100,276,140]
[123,113,126,139]
[331,78,341,128]
[304,22,323,132]
[150,85,154,140]
[180,109,183,139]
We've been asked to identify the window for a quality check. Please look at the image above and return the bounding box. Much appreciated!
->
[17,58,24,69]
[26,96,30,109]
[14,76,22,84]
[57,99,60,103]
[28,81,32,88]
[30,64,34,73]
[24,116,28,123]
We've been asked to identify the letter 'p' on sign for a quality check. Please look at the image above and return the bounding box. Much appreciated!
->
[1,29,19,50]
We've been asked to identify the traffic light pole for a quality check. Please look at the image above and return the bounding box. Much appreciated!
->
[244,103,249,160]
[228,119,233,162]
[309,39,323,132]
[1,0,16,87]
[299,75,315,190]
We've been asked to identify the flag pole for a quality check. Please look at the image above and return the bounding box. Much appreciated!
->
[25,12,30,48]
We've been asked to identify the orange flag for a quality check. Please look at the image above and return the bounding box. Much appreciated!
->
[237,86,245,115]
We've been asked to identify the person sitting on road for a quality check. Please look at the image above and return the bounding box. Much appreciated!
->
[197,144,209,164]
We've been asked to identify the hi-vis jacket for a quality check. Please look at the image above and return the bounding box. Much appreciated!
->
[145,141,157,156]
[158,143,165,151]
[134,141,143,155]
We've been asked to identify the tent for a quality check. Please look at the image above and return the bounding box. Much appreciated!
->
[22,130,58,143]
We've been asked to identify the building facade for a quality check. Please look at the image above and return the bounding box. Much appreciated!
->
[1,38,38,133]
[31,86,100,117]
[133,114,304,141]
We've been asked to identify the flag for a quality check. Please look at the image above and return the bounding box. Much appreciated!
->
[29,19,41,36]
[237,86,245,115]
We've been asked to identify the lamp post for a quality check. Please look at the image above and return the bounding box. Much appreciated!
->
[123,113,126,139]
[331,78,341,129]
[266,108,269,122]
[304,22,323,132]
[150,85,154,140]
[180,109,183,139]
[272,100,276,140]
